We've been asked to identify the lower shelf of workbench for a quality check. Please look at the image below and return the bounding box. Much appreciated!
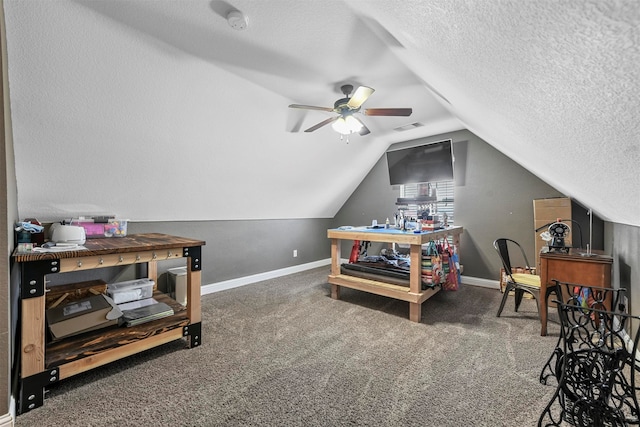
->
[45,291,190,379]
[328,273,440,304]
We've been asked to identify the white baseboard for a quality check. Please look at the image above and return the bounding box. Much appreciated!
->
[201,259,332,295]
[0,411,13,427]
[201,260,499,295]
[461,275,500,289]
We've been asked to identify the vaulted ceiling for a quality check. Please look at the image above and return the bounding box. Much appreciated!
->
[4,0,640,226]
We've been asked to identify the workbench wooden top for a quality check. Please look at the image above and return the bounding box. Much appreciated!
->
[12,233,205,262]
[327,225,463,245]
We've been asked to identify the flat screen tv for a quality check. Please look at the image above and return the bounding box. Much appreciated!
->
[386,139,454,185]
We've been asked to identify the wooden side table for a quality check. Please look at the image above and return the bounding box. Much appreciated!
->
[539,250,612,336]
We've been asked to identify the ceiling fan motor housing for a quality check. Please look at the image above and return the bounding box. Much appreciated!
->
[334,98,357,113]
[334,85,357,112]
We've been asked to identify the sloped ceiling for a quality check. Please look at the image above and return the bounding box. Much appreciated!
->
[4,0,639,226]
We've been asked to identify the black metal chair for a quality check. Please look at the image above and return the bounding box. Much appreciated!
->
[539,280,628,387]
[538,299,640,426]
[493,238,555,320]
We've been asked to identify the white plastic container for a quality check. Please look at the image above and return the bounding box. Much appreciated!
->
[107,278,155,304]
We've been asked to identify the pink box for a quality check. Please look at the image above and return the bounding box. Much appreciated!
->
[74,222,106,238]
[71,220,128,238]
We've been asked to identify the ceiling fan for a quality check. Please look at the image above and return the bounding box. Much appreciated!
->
[289,84,412,136]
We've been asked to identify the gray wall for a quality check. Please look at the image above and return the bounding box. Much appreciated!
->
[76,128,573,286]
[50,128,608,288]
[334,129,572,280]
[607,222,640,320]
[129,219,333,286]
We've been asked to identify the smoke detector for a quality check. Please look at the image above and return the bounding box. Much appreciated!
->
[227,11,248,31]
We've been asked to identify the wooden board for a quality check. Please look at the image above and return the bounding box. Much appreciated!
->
[45,279,107,308]
[327,226,463,246]
[12,233,206,262]
[21,297,46,377]
[328,274,440,304]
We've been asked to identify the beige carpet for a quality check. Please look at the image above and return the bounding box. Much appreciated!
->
[16,267,560,426]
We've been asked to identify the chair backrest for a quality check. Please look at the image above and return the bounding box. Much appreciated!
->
[493,238,532,278]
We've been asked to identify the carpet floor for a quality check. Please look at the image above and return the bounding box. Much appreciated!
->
[15,267,560,426]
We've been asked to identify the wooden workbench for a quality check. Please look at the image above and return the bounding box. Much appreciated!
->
[327,226,463,322]
[13,233,204,414]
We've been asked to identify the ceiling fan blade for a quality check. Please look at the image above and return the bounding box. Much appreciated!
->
[305,116,339,132]
[289,104,334,112]
[347,86,375,109]
[364,108,413,116]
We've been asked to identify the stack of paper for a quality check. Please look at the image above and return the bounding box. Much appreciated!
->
[120,299,174,327]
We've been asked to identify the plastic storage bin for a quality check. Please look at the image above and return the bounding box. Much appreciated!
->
[107,278,154,304]
[71,219,128,238]
[104,219,127,237]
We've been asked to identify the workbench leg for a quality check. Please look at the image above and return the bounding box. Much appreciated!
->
[331,284,340,300]
[330,238,340,275]
[183,323,201,348]
[409,302,421,322]
[18,368,60,413]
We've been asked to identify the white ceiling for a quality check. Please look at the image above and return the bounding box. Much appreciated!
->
[4,0,640,226]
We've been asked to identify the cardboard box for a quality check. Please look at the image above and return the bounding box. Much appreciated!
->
[533,198,572,270]
[46,294,121,340]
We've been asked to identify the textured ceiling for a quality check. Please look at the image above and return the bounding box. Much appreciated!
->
[4,0,640,226]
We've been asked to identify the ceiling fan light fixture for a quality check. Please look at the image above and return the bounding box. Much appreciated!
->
[332,115,362,135]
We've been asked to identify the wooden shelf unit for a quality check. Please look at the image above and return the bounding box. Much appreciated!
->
[12,233,205,414]
[327,226,463,322]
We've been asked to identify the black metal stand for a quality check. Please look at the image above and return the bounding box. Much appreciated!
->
[539,281,628,386]
[538,289,640,427]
